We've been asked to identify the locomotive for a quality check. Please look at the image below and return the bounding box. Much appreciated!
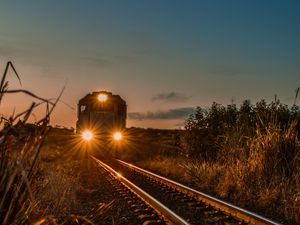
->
[76,91,127,141]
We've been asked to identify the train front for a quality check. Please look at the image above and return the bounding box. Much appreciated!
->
[76,91,127,145]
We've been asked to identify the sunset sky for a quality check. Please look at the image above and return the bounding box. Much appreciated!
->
[0,1,299,129]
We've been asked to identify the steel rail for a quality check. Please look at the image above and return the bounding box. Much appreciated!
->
[117,159,281,225]
[91,156,190,225]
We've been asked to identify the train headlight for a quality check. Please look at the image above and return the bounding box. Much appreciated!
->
[113,132,122,141]
[82,130,93,141]
[98,94,107,102]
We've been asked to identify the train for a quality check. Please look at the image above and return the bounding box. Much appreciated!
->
[76,91,127,141]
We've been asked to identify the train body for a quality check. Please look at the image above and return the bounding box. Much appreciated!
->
[76,91,127,138]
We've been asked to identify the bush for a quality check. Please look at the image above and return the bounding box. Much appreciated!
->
[181,95,300,223]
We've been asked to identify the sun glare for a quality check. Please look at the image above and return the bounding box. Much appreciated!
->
[98,94,107,102]
[113,132,122,141]
[82,130,93,141]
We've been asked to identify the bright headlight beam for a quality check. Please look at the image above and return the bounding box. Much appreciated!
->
[113,132,122,141]
[82,130,93,141]
[98,94,107,102]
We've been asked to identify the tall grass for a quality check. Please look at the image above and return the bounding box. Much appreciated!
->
[134,96,300,224]
[0,120,50,224]
[0,62,100,224]
[214,121,299,221]
[184,99,300,223]
[0,61,55,224]
[0,61,119,224]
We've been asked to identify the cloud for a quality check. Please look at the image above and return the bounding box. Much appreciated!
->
[128,107,195,121]
[152,92,190,102]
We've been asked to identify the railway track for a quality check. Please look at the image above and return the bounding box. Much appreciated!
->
[91,156,281,225]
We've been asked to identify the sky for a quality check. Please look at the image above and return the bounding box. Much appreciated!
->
[0,0,300,129]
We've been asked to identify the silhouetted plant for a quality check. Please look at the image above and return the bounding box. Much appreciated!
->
[0,61,70,224]
[179,94,300,223]
[183,96,300,161]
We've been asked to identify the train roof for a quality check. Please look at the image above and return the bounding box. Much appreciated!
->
[78,91,126,105]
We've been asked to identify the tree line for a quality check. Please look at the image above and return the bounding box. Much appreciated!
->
[183,98,300,160]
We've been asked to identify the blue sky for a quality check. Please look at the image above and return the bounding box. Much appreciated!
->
[0,1,299,128]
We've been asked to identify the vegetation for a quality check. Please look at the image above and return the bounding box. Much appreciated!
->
[0,62,102,224]
[183,97,299,223]
[136,95,300,224]
[1,61,299,224]
[0,62,54,224]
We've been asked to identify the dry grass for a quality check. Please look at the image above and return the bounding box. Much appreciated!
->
[34,142,80,218]
[0,61,109,225]
[214,122,300,223]
[0,61,54,224]
[137,110,300,224]
[138,156,187,182]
